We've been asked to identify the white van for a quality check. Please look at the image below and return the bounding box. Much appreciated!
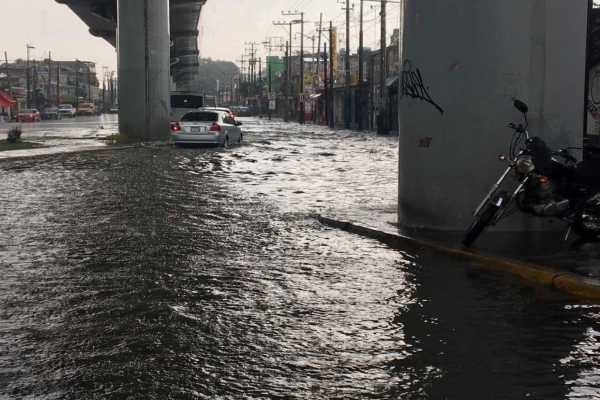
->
[170,91,217,121]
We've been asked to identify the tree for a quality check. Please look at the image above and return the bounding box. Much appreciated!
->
[185,58,238,97]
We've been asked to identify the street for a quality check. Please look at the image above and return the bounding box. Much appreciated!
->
[1,117,600,399]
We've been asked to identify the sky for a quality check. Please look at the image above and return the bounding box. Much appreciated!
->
[1,0,401,76]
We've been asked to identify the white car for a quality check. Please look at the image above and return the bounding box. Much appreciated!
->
[171,110,243,147]
[57,104,76,118]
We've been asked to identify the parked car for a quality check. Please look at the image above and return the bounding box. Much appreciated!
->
[201,106,235,119]
[171,110,243,147]
[41,108,62,120]
[16,109,41,122]
[232,106,251,117]
[77,103,95,116]
[58,104,76,118]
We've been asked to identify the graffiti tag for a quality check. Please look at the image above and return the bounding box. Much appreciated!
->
[401,60,444,115]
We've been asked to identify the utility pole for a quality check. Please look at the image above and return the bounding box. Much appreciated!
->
[245,41,260,114]
[341,0,352,129]
[109,71,114,108]
[314,13,323,123]
[4,52,14,118]
[329,20,335,129]
[56,61,60,106]
[324,43,328,126]
[26,44,35,108]
[88,63,92,103]
[358,0,364,131]
[300,12,305,124]
[263,39,273,120]
[284,41,289,122]
[259,57,263,117]
[274,19,301,122]
[379,0,387,133]
[236,56,246,83]
[48,51,52,106]
[102,66,107,111]
[236,56,246,105]
[75,59,79,110]
[283,11,305,124]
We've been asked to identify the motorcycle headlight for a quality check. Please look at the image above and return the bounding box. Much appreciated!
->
[515,156,536,174]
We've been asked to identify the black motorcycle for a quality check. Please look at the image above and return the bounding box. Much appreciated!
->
[463,100,600,247]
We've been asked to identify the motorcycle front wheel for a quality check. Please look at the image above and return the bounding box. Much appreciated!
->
[463,202,501,247]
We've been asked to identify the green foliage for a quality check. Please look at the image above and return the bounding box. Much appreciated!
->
[6,125,22,143]
[185,58,239,96]
[99,134,128,144]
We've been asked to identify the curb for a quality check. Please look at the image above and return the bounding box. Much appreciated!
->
[312,214,600,300]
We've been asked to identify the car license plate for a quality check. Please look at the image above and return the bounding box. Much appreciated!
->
[190,127,201,132]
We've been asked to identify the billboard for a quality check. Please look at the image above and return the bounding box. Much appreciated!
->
[267,56,284,86]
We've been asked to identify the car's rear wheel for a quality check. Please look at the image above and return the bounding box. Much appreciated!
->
[238,133,243,144]
[222,136,229,148]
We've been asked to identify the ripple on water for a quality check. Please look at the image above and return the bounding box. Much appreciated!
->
[0,119,599,398]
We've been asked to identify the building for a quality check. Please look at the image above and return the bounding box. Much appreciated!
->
[0,59,100,113]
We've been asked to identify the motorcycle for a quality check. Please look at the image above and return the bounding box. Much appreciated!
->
[463,100,600,247]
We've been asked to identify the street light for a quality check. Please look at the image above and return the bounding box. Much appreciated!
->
[26,44,35,108]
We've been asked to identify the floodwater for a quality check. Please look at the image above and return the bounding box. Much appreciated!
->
[1,117,600,399]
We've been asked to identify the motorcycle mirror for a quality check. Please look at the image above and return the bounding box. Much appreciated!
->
[514,100,529,114]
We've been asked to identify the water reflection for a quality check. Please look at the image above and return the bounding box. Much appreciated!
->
[0,119,599,398]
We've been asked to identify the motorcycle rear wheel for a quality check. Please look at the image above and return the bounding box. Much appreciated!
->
[571,193,600,239]
[463,202,500,247]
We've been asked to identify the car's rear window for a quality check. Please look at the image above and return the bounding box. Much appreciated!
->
[181,112,218,122]
[19,109,33,113]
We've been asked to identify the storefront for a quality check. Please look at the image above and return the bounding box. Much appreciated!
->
[0,91,17,120]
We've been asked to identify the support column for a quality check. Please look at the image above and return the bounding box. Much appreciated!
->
[118,0,170,141]
[398,0,588,231]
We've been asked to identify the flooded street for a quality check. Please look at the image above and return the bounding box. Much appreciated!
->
[2,117,600,399]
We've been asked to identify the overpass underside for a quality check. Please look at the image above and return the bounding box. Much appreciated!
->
[56,0,204,85]
[55,0,206,141]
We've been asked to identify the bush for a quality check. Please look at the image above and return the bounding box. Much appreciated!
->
[99,134,128,144]
[6,126,22,143]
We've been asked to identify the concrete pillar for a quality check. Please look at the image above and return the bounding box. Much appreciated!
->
[398,0,588,231]
[117,0,170,141]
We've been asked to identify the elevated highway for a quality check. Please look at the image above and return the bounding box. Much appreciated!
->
[53,0,207,141]
[55,0,205,85]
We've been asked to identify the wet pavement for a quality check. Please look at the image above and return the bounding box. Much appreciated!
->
[2,117,600,398]
[0,115,118,159]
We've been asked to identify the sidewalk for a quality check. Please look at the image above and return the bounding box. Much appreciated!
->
[313,208,600,300]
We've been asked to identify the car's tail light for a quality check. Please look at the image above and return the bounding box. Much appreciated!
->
[209,122,221,131]
[171,122,181,131]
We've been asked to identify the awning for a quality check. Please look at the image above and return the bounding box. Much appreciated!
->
[385,75,399,87]
[0,91,17,107]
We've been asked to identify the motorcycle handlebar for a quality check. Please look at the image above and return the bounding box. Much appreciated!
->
[507,122,517,129]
